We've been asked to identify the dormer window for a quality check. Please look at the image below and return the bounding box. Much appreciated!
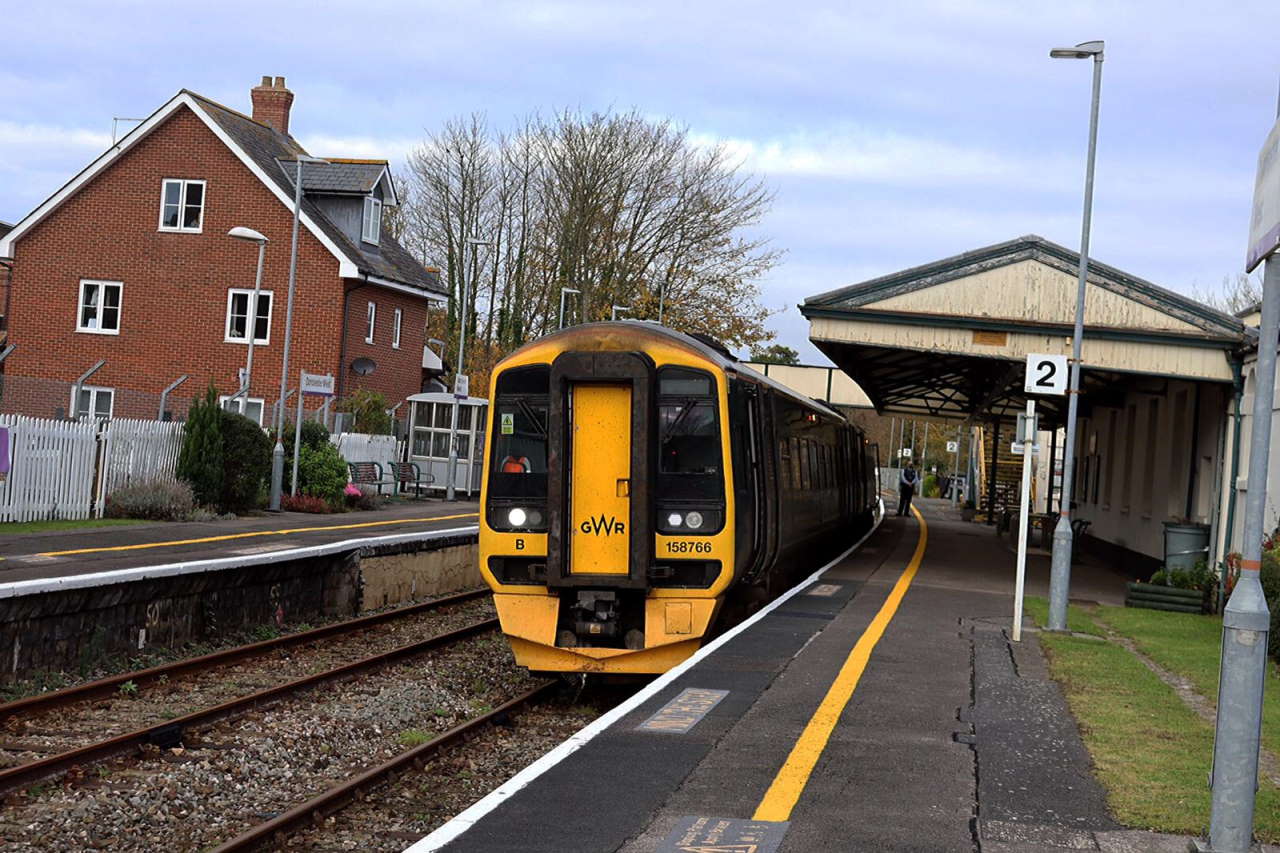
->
[362,196,382,244]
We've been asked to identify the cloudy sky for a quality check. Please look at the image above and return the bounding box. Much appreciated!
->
[2,1,1277,361]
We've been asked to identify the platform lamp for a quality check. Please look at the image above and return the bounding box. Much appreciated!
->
[226,227,269,416]
[1046,39,1104,633]
[559,287,581,329]
[446,237,492,502]
[611,305,630,321]
[268,154,328,512]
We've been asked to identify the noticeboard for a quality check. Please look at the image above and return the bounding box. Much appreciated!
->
[1248,118,1280,272]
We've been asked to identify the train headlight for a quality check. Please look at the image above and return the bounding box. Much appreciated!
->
[508,507,528,527]
[527,509,543,527]
[685,511,704,530]
[666,512,684,528]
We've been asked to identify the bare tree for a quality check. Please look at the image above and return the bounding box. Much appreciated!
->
[399,108,780,383]
[1191,273,1263,316]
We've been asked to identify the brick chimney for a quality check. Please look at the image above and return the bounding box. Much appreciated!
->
[250,75,294,135]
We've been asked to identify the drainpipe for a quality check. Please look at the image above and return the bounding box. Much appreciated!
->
[1217,357,1245,611]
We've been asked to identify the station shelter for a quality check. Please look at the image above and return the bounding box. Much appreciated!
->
[799,235,1252,580]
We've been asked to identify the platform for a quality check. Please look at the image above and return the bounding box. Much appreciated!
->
[410,499,1181,853]
[0,501,479,584]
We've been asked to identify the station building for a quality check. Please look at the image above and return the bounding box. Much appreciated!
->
[796,235,1256,581]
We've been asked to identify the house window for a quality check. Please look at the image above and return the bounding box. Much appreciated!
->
[225,289,273,345]
[159,179,205,232]
[77,279,123,334]
[73,385,114,420]
[219,395,265,426]
[361,196,382,244]
[393,307,402,349]
[365,301,376,343]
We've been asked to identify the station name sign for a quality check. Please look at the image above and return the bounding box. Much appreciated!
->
[1248,117,1280,273]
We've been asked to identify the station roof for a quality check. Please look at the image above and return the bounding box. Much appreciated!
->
[801,235,1248,424]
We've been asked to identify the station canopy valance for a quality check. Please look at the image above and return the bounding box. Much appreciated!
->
[801,236,1249,425]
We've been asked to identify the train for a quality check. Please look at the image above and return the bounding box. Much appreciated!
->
[477,321,880,675]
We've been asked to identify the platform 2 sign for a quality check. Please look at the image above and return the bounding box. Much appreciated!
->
[659,816,788,853]
[1024,353,1068,396]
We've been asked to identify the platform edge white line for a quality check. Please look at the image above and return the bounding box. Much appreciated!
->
[0,525,480,599]
[404,498,886,853]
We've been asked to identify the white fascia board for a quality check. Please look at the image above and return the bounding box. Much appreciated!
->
[377,167,400,206]
[362,273,448,303]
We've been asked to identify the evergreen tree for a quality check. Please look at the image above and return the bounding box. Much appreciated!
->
[177,384,224,508]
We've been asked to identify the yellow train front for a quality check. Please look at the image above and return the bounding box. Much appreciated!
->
[479,321,878,675]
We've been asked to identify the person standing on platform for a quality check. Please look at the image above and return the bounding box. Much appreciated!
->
[898,462,919,516]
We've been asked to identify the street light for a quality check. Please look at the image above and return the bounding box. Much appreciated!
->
[611,305,630,321]
[559,287,581,329]
[227,226,269,416]
[1046,39,1104,633]
[269,155,327,511]
[446,237,492,502]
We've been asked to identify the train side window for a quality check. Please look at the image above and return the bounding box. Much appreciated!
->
[779,436,792,492]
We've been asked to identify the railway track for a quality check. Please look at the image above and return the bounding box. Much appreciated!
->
[0,588,494,795]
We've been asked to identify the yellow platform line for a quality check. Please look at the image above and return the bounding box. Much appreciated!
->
[752,504,928,823]
[37,512,480,557]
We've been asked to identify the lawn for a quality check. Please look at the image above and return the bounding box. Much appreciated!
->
[1024,596,1280,842]
[1022,594,1105,636]
[0,518,147,536]
[1094,604,1280,767]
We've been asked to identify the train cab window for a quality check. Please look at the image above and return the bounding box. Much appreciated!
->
[657,367,723,503]
[489,365,550,502]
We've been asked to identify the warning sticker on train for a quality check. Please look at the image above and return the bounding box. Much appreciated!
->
[658,815,787,853]
[500,413,514,434]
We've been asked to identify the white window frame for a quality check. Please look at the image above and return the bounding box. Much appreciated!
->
[72,385,114,420]
[158,178,206,233]
[361,195,382,244]
[218,395,266,426]
[224,288,274,345]
[392,307,402,349]
[76,279,123,335]
[365,301,376,343]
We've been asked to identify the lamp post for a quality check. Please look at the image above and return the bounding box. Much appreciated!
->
[227,226,269,413]
[559,287,581,329]
[446,237,492,502]
[611,305,630,321]
[269,155,327,512]
[1046,39,1104,633]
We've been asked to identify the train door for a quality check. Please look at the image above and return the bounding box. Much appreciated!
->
[568,384,632,576]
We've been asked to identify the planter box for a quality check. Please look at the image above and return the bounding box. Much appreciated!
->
[1125,581,1209,614]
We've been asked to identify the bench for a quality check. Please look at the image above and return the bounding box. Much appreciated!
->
[347,461,394,496]
[387,460,435,497]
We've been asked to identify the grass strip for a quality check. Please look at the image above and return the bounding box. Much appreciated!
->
[0,518,147,536]
[1095,606,1280,762]
[1040,631,1280,842]
[1022,595,1105,636]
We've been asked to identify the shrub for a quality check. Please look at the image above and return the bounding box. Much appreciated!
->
[281,493,332,513]
[219,408,272,514]
[345,484,385,511]
[338,389,393,435]
[275,420,331,493]
[297,442,349,505]
[176,385,224,508]
[104,479,195,521]
[921,474,939,498]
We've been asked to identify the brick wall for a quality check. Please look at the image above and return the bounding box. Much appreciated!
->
[339,282,430,405]
[1,105,424,420]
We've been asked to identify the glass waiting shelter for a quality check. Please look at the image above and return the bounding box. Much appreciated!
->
[406,392,489,498]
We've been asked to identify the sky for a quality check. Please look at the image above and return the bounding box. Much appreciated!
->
[2,0,1278,363]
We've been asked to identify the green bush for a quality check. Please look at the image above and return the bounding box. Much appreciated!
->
[104,479,195,521]
[297,442,349,505]
[338,389,393,435]
[219,408,272,514]
[274,419,331,493]
[1262,548,1280,604]
[1150,563,1214,591]
[176,385,224,508]
[921,474,939,498]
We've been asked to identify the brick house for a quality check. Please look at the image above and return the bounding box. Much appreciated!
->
[0,76,446,424]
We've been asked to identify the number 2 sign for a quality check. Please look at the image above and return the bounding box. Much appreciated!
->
[1024,353,1069,396]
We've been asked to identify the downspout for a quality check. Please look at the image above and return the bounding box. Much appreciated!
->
[1184,382,1202,519]
[1218,356,1245,612]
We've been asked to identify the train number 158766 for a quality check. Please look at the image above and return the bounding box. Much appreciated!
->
[665,540,712,554]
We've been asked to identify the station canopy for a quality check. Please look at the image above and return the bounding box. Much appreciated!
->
[801,236,1249,425]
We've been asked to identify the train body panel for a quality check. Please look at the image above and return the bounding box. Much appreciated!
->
[479,321,878,675]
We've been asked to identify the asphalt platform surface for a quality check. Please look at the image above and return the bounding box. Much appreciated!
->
[0,500,479,583]
[435,500,1183,853]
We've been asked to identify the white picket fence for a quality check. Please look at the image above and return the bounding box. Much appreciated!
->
[330,432,400,467]
[0,415,185,523]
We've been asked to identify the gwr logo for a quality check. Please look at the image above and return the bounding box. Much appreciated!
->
[580,514,626,536]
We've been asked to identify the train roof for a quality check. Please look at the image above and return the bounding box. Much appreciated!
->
[507,321,848,424]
